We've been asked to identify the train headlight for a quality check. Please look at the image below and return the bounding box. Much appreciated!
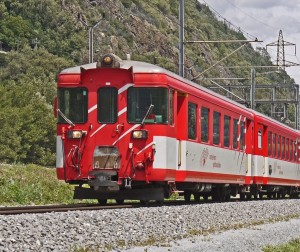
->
[98,53,121,68]
[103,55,113,66]
[132,130,148,139]
[67,130,87,139]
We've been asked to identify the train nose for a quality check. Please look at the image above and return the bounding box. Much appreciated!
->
[93,146,120,169]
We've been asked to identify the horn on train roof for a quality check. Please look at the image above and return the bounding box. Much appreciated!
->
[96,53,122,68]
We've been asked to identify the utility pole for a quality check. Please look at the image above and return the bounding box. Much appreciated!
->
[266,30,299,70]
[179,0,185,77]
[250,68,255,109]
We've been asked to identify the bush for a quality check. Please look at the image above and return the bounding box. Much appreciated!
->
[0,164,75,205]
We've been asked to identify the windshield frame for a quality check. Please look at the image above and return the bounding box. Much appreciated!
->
[97,87,118,124]
[57,87,88,124]
[127,87,169,125]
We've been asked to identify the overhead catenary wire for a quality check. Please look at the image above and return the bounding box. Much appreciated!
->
[198,0,279,63]
[198,0,258,41]
[223,0,279,31]
[192,43,247,81]
[210,80,245,102]
[102,1,282,81]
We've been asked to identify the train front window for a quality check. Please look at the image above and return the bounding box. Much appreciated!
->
[98,87,118,123]
[128,87,168,124]
[57,88,87,124]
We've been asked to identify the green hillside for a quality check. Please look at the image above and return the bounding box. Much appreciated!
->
[0,0,295,165]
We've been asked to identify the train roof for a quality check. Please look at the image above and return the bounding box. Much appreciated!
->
[61,60,164,74]
[254,110,299,133]
[61,59,254,113]
[60,59,299,132]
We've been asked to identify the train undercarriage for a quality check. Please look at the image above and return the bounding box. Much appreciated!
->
[178,183,300,202]
[72,178,300,204]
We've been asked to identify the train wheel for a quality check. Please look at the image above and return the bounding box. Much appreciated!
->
[184,192,191,202]
[116,199,124,204]
[225,193,231,201]
[212,187,220,202]
[98,199,107,205]
[203,195,209,201]
[193,193,200,202]
[155,200,164,205]
[240,193,246,201]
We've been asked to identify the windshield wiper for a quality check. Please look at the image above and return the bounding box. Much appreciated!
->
[57,109,75,127]
[141,104,154,126]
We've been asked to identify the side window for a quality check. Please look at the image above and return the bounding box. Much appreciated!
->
[268,132,272,156]
[224,115,230,147]
[282,137,285,159]
[169,90,174,125]
[258,129,262,149]
[294,141,297,161]
[273,134,276,157]
[98,87,118,123]
[201,107,209,142]
[188,103,197,140]
[240,121,245,150]
[277,136,281,158]
[290,140,293,161]
[286,138,289,160]
[233,119,238,149]
[213,111,220,145]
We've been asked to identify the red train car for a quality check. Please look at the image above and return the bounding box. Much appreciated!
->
[55,53,300,203]
[251,112,300,198]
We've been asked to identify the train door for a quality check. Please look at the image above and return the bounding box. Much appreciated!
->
[297,140,300,178]
[176,92,188,169]
[255,123,267,181]
[245,118,254,183]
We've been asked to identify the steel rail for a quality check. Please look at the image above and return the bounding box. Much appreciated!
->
[0,203,135,215]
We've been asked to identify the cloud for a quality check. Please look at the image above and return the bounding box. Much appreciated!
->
[237,0,298,10]
[201,0,300,83]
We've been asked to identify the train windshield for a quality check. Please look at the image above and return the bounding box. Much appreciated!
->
[128,87,168,124]
[57,88,88,124]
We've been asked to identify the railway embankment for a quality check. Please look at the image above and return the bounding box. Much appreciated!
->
[0,199,299,251]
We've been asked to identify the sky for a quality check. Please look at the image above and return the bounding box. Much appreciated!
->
[199,0,300,84]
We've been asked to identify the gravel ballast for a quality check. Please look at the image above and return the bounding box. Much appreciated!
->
[0,199,300,251]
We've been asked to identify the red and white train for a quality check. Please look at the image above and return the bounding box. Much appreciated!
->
[55,53,300,203]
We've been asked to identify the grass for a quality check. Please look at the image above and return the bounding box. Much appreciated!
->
[0,163,77,205]
[0,163,182,206]
[263,238,300,252]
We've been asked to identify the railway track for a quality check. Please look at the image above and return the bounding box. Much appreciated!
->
[0,197,257,215]
[0,199,207,215]
[0,203,136,215]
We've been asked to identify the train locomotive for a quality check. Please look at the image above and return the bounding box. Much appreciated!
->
[55,53,300,203]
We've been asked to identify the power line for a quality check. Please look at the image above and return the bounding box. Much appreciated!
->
[223,0,279,31]
[198,0,280,64]
[198,0,257,40]
[192,43,247,80]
